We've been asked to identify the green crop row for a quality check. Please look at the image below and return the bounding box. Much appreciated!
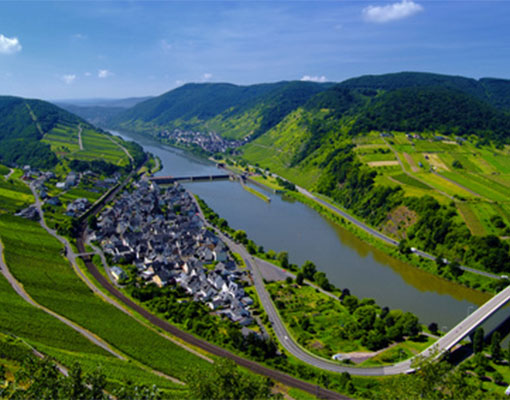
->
[0,214,213,380]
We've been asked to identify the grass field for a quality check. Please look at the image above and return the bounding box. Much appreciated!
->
[457,202,487,236]
[0,177,34,214]
[79,129,130,166]
[0,214,213,380]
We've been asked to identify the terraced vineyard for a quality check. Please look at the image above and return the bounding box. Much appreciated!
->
[356,132,510,237]
[0,214,213,381]
[42,123,130,167]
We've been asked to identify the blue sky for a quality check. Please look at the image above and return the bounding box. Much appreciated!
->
[1,1,509,100]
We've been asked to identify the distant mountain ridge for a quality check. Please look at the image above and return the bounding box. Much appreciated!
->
[90,72,510,146]
[110,81,332,140]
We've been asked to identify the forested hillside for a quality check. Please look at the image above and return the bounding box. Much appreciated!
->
[110,81,330,139]
[0,96,143,172]
[239,72,510,278]
[0,96,82,168]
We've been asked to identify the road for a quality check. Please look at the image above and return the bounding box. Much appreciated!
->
[0,240,125,360]
[76,227,349,399]
[295,185,501,280]
[192,194,510,377]
[4,168,14,180]
[78,124,83,150]
[420,284,510,360]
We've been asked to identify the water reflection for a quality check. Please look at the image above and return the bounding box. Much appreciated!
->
[112,129,490,327]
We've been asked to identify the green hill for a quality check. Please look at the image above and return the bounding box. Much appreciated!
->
[0,96,140,171]
[0,96,81,168]
[111,81,330,140]
[339,71,510,112]
[350,86,510,141]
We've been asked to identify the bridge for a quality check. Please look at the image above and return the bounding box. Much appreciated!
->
[417,284,510,361]
[149,174,232,184]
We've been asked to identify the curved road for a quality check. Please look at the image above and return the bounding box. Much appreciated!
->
[75,227,349,400]
[193,194,510,376]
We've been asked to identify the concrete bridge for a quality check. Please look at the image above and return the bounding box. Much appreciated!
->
[417,284,510,361]
[149,174,232,184]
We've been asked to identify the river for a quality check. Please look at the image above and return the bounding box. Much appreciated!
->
[112,130,498,330]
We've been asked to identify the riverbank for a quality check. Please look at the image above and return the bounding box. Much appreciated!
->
[221,161,501,295]
[110,128,492,329]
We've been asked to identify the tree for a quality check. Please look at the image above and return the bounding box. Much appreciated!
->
[88,215,98,230]
[277,252,289,269]
[313,271,331,290]
[342,295,359,314]
[493,371,504,385]
[398,239,411,254]
[301,261,317,281]
[490,331,502,362]
[186,359,272,400]
[448,261,463,278]
[246,240,257,255]
[296,272,304,286]
[473,327,484,353]
[428,322,438,335]
[234,230,248,244]
[64,362,87,400]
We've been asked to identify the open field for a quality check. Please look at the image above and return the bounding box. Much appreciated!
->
[0,214,213,380]
[0,269,107,357]
[367,160,399,167]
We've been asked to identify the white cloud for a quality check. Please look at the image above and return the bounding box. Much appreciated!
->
[362,0,423,23]
[61,74,76,85]
[202,73,213,81]
[72,33,87,40]
[98,69,113,78]
[84,72,92,77]
[0,34,22,54]
[175,80,184,87]
[301,75,327,83]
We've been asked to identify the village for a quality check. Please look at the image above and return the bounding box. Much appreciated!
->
[156,128,248,153]
[88,179,255,326]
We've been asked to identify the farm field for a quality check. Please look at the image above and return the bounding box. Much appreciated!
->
[356,132,510,237]
[0,176,34,214]
[0,214,213,381]
[43,123,131,167]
